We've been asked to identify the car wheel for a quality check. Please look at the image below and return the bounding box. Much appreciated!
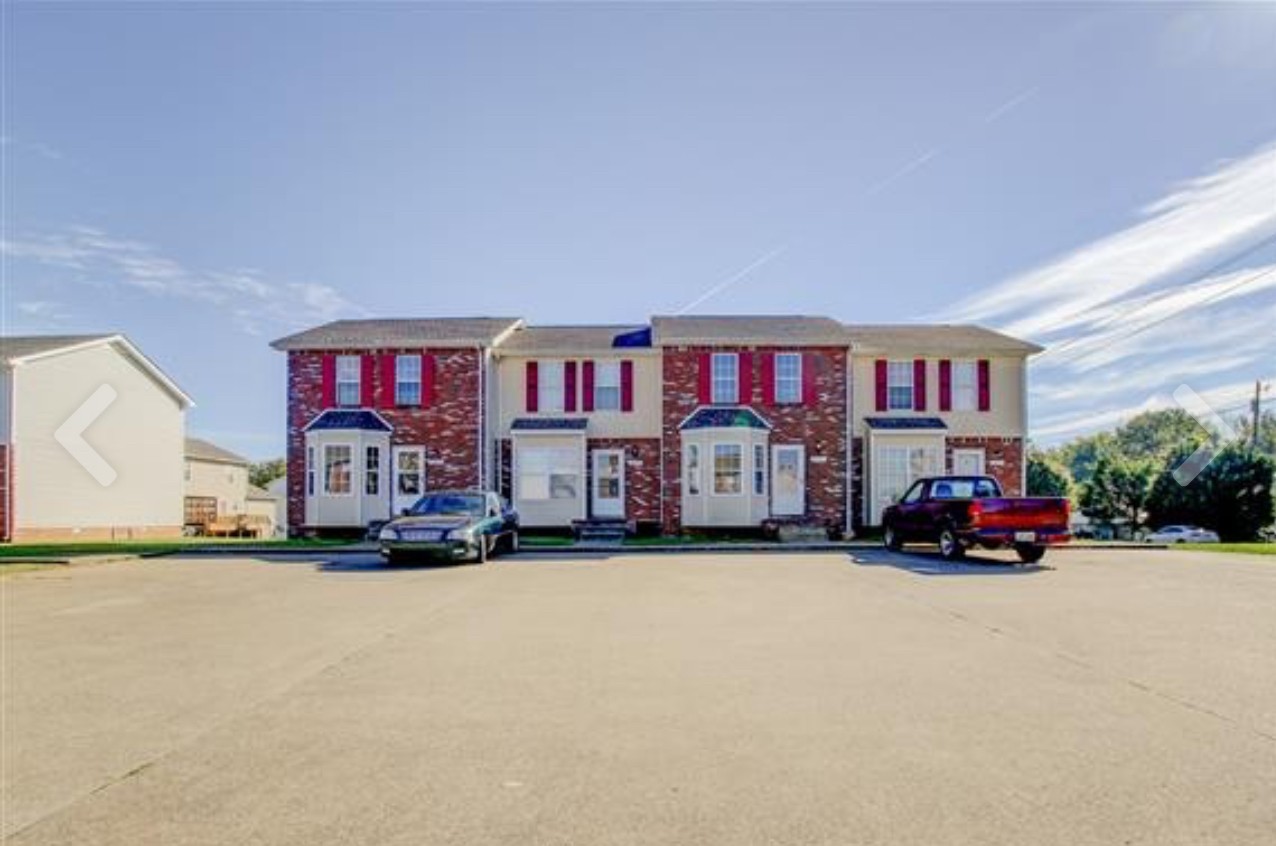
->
[938,529,965,561]
[883,524,903,552]
[507,531,520,554]
[476,536,489,564]
[1015,543,1046,564]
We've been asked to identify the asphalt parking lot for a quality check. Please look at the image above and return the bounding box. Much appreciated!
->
[3,547,1275,845]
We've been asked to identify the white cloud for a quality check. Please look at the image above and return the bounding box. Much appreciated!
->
[2,226,366,333]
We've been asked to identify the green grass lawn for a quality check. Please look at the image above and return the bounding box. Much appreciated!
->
[0,537,353,560]
[1175,543,1276,555]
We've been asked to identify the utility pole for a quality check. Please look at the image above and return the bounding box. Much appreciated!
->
[1255,380,1262,449]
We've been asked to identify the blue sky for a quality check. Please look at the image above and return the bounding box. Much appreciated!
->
[4,3,1275,459]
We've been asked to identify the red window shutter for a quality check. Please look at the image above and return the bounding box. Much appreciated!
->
[874,359,888,412]
[698,353,712,404]
[802,353,817,406]
[380,354,397,408]
[360,355,376,407]
[978,359,991,411]
[620,360,634,412]
[526,361,539,412]
[738,352,753,405]
[913,359,926,411]
[760,353,776,406]
[582,361,596,412]
[938,359,952,412]
[564,361,577,412]
[320,354,336,408]
[422,354,437,407]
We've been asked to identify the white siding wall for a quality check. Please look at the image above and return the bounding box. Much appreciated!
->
[851,355,1028,437]
[496,354,662,438]
[13,344,185,532]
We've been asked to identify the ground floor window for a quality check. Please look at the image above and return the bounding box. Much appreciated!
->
[876,444,942,516]
[684,444,701,495]
[713,444,743,495]
[519,446,580,500]
[306,447,315,496]
[324,444,353,495]
[365,445,381,495]
[753,444,767,495]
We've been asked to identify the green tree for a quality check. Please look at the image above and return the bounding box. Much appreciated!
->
[1054,432,1116,486]
[1080,454,1154,528]
[1146,444,1275,541]
[1026,452,1072,498]
[1113,409,1208,464]
[1235,410,1276,458]
[249,458,286,489]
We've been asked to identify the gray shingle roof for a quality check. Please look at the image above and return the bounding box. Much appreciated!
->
[651,315,847,346]
[0,334,115,363]
[844,324,1042,355]
[185,437,250,465]
[864,416,948,430]
[270,318,524,351]
[498,325,652,353]
[511,418,589,432]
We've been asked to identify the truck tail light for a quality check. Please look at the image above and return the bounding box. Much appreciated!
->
[968,501,983,526]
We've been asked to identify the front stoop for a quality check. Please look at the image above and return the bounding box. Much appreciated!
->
[775,524,833,544]
[572,519,631,547]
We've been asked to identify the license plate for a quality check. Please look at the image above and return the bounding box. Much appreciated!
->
[1014,531,1037,543]
[403,529,443,541]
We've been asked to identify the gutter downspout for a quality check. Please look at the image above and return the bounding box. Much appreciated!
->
[845,343,854,539]
[477,344,485,490]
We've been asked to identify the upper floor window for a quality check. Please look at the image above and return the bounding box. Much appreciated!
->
[952,360,977,411]
[775,353,802,404]
[335,356,361,407]
[887,360,914,411]
[711,353,738,404]
[538,361,565,412]
[396,355,422,406]
[594,361,621,411]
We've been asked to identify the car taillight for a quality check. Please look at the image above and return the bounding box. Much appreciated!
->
[968,501,983,525]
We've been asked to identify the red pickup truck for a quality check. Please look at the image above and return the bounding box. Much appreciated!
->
[881,475,1070,563]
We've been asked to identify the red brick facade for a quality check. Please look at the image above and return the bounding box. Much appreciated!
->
[286,348,484,532]
[946,435,1025,496]
[660,347,849,534]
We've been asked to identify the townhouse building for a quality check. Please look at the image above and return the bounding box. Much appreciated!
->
[271,316,1038,537]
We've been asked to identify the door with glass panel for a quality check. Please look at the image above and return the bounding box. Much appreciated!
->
[591,449,625,519]
[771,445,806,516]
[391,446,426,515]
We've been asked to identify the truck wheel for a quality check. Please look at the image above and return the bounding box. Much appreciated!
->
[883,524,903,552]
[938,529,965,561]
[1015,543,1046,564]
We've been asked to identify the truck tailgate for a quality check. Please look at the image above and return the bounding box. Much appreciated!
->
[974,497,1070,529]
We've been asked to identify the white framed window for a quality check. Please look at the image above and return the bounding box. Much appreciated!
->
[887,360,914,411]
[335,355,361,407]
[518,446,579,501]
[711,353,738,404]
[323,444,353,496]
[752,444,766,495]
[712,443,744,496]
[875,444,942,516]
[538,361,565,413]
[306,447,315,496]
[775,353,802,404]
[951,360,977,411]
[365,445,381,495]
[395,355,422,406]
[594,361,621,411]
[684,444,701,496]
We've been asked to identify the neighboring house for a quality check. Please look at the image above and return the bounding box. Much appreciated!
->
[265,475,289,536]
[246,484,284,538]
[270,318,524,532]
[845,325,1040,526]
[272,316,1039,536]
[184,437,251,526]
[0,334,193,542]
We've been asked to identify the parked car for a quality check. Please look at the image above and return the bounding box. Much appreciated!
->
[378,490,519,564]
[1144,525,1220,544]
[881,475,1071,563]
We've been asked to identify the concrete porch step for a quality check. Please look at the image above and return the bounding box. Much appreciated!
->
[776,524,832,543]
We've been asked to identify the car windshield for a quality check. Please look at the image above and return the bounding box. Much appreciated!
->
[929,479,1000,500]
[409,493,485,517]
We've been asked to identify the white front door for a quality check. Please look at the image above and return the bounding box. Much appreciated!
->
[953,448,986,476]
[771,445,806,516]
[391,446,425,515]
[591,449,625,519]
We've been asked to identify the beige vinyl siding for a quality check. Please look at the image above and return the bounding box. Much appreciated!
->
[184,458,249,515]
[495,354,661,438]
[13,344,185,532]
[512,433,586,527]
[851,355,1027,437]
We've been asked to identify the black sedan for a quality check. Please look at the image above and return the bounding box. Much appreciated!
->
[378,490,519,564]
